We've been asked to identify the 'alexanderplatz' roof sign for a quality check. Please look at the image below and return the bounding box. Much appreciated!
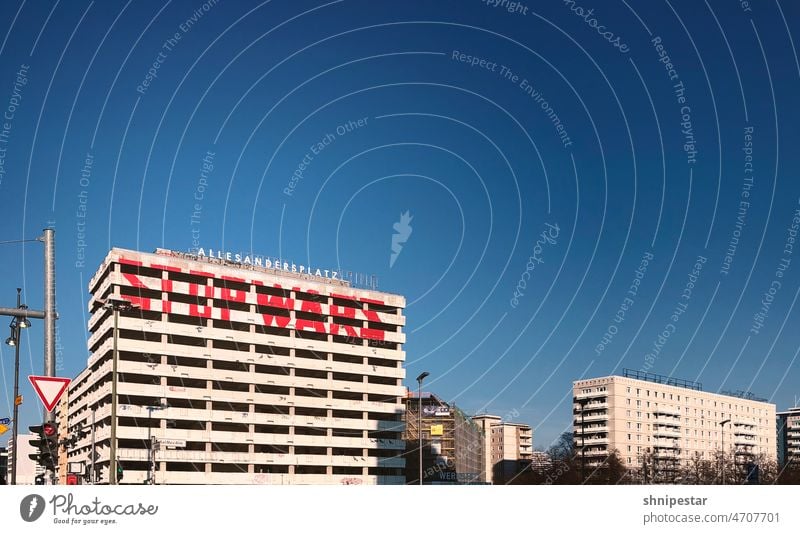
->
[157,248,379,290]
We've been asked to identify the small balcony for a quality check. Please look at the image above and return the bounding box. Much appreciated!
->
[652,406,681,417]
[576,413,608,423]
[574,425,609,435]
[653,439,680,449]
[574,391,608,401]
[653,450,680,459]
[580,436,609,446]
[582,448,610,457]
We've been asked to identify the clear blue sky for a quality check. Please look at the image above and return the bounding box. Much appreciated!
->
[1,0,799,448]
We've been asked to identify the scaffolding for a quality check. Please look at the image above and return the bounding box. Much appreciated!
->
[402,393,484,484]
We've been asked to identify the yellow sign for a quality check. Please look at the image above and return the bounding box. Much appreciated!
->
[0,423,8,435]
[14,395,22,406]
[430,424,443,436]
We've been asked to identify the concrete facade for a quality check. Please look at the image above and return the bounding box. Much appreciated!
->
[472,415,532,484]
[777,407,800,468]
[573,374,777,479]
[0,447,7,484]
[64,248,407,484]
[6,433,42,485]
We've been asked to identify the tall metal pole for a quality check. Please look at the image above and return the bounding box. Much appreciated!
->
[110,308,119,484]
[42,229,56,420]
[415,372,429,485]
[418,382,423,486]
[720,419,731,485]
[147,409,151,484]
[148,407,154,485]
[10,290,21,485]
[90,409,96,484]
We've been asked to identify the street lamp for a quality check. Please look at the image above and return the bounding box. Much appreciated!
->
[416,371,429,486]
[720,418,731,485]
[101,296,139,484]
[146,403,167,484]
[5,288,31,485]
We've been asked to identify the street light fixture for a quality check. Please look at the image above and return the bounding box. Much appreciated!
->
[5,327,16,346]
[4,288,30,485]
[100,296,139,484]
[720,418,731,485]
[415,371,430,486]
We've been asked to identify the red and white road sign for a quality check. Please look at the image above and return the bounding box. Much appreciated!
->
[28,376,70,412]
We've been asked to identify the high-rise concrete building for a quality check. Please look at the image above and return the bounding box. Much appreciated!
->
[777,407,800,468]
[0,447,7,485]
[64,248,407,484]
[403,393,484,484]
[5,434,43,485]
[472,414,500,482]
[472,415,532,484]
[573,370,777,481]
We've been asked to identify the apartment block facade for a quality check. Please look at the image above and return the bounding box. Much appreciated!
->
[573,371,776,480]
[5,434,42,485]
[472,415,532,484]
[64,248,407,484]
[777,407,800,468]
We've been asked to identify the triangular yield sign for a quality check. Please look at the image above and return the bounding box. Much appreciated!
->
[28,376,71,412]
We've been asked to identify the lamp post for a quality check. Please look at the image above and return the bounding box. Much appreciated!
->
[102,297,139,484]
[720,418,731,485]
[5,288,32,485]
[416,371,429,485]
[146,403,166,484]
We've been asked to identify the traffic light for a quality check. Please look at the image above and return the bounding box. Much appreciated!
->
[29,422,58,471]
[116,462,124,482]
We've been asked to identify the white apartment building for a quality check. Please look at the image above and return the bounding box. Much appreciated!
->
[573,371,777,478]
[6,433,43,485]
[64,248,407,484]
[472,414,532,483]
